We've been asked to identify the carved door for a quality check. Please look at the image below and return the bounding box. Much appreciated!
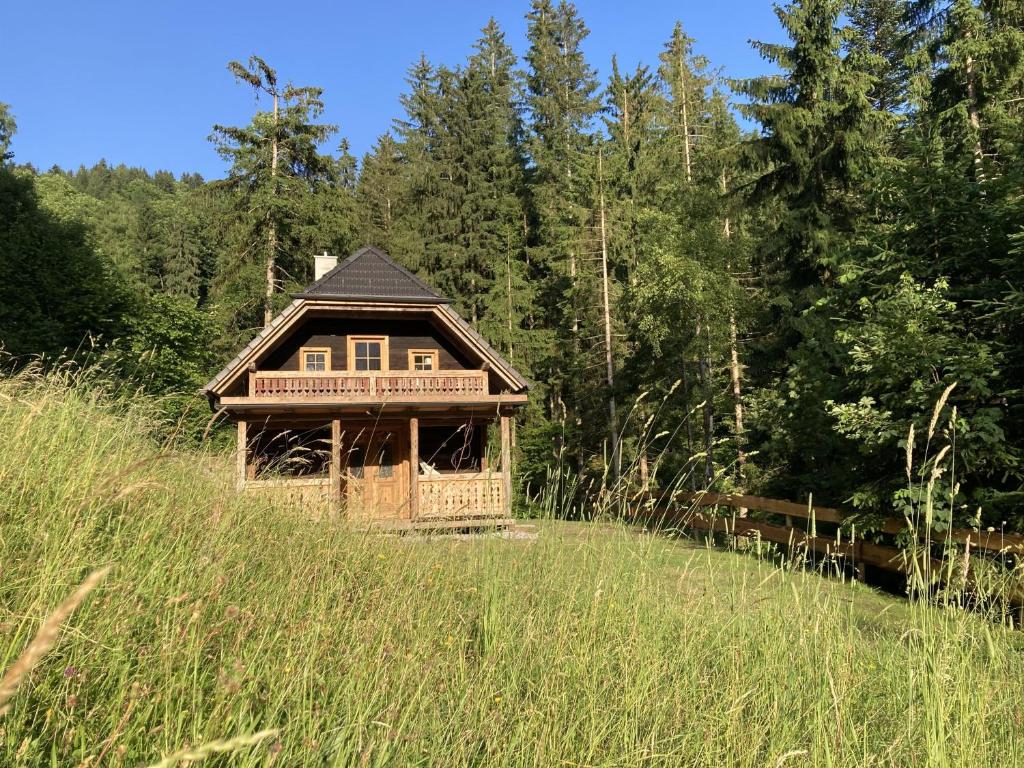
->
[340,428,406,520]
[368,431,403,519]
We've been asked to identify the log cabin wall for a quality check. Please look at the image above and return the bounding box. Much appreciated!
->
[220,315,487,397]
[259,317,474,372]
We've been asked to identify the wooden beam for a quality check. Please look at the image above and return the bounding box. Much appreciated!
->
[409,416,419,520]
[218,393,528,408]
[369,517,514,533]
[331,418,342,514]
[236,420,247,490]
[500,415,512,518]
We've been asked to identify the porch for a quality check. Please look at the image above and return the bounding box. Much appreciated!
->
[235,413,513,524]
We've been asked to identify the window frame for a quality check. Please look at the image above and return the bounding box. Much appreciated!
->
[408,349,439,372]
[299,346,332,372]
[346,335,389,372]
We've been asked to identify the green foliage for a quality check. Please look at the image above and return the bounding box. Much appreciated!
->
[0,102,15,163]
[210,56,353,331]
[0,168,131,360]
[110,293,220,394]
[826,276,1013,512]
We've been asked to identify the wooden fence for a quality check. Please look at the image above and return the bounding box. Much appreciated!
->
[633,489,1023,600]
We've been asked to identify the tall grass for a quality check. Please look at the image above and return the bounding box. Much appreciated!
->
[1,370,1022,766]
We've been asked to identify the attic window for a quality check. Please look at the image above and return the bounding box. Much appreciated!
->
[301,347,330,372]
[409,349,438,371]
[348,336,388,372]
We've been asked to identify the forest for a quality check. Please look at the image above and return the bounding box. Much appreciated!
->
[1,0,1022,530]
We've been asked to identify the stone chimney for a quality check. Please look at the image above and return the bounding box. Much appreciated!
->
[314,250,337,280]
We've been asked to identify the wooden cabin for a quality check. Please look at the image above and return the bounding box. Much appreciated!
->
[202,246,529,528]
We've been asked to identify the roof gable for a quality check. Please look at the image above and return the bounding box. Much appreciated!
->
[298,245,449,303]
[202,247,529,397]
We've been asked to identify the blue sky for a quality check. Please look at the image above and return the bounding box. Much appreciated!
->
[0,0,782,179]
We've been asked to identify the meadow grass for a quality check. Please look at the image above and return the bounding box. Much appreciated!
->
[0,372,1022,767]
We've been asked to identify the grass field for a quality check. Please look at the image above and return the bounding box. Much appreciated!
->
[1,372,1022,767]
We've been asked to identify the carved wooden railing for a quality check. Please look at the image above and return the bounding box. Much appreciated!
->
[249,370,488,400]
[417,472,505,519]
[377,374,487,398]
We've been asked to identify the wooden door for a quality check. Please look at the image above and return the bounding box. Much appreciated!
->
[368,431,403,519]
[339,426,407,520]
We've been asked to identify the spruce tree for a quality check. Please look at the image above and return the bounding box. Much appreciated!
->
[522,0,600,473]
[458,20,533,361]
[210,56,338,328]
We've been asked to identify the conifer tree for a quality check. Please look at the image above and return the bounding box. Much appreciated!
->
[356,133,414,255]
[211,56,338,328]
[457,20,533,360]
[736,0,877,293]
[522,0,601,472]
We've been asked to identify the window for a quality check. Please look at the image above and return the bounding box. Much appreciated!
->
[300,347,331,372]
[409,349,438,371]
[249,424,332,478]
[347,336,388,372]
[346,443,365,479]
[376,440,394,478]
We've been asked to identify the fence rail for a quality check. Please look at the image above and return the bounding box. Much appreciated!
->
[633,489,1022,602]
[661,490,1024,555]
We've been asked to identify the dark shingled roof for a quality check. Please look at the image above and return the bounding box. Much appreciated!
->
[298,245,449,303]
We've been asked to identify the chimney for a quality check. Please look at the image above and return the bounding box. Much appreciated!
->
[314,250,337,280]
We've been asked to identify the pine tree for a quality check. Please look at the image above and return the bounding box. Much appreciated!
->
[736,0,878,293]
[457,20,533,360]
[356,133,413,255]
[522,0,601,473]
[211,56,338,328]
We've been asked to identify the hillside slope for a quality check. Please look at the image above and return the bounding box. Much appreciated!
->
[0,374,1021,767]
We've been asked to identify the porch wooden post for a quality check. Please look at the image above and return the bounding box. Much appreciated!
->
[409,417,419,519]
[500,414,512,517]
[331,418,342,513]
[236,420,247,490]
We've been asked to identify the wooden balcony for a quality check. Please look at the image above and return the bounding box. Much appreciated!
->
[417,472,505,519]
[247,369,489,402]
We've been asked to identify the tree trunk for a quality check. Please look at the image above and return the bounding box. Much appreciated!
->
[506,232,515,359]
[598,149,619,480]
[721,171,746,483]
[695,316,714,488]
[679,48,692,184]
[965,48,986,184]
[728,308,745,472]
[264,91,280,328]
[681,360,696,491]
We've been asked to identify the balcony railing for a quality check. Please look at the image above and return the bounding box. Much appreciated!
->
[249,369,489,401]
[417,472,505,519]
